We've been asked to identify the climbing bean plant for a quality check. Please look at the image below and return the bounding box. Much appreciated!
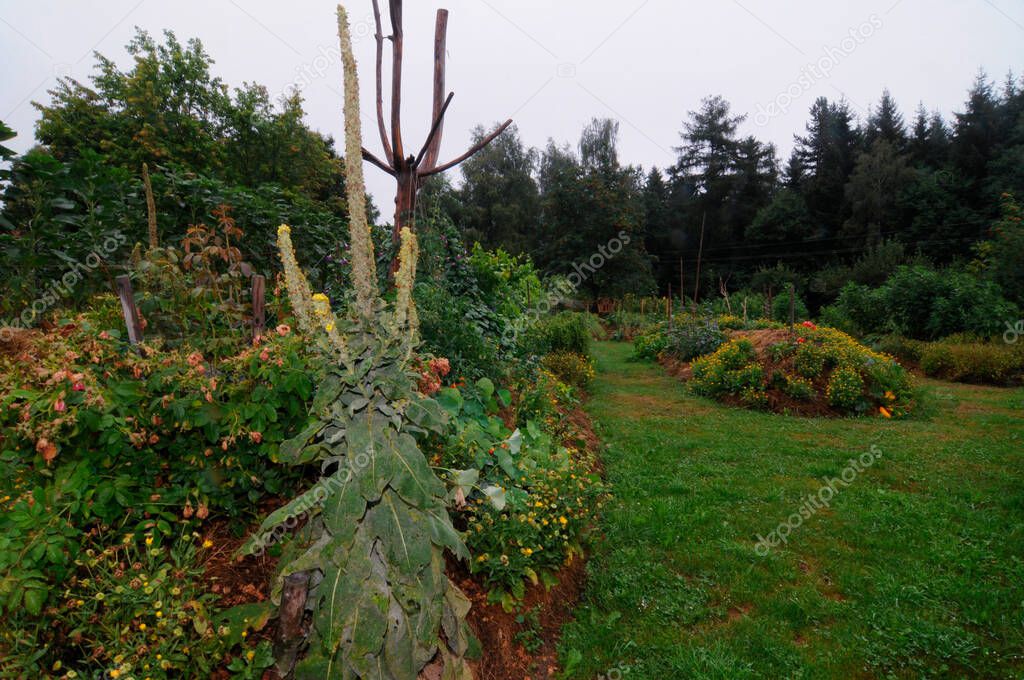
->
[242,6,475,678]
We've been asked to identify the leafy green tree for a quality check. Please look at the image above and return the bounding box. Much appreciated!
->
[457,124,540,254]
[34,29,341,202]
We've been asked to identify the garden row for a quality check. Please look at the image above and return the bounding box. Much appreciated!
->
[0,200,604,677]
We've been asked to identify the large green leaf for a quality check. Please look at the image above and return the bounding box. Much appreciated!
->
[365,494,433,573]
[390,431,446,509]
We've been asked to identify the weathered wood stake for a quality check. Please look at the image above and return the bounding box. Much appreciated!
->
[269,572,310,679]
[115,275,143,346]
[251,274,266,340]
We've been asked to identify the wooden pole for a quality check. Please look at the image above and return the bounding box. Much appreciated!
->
[789,283,796,334]
[269,572,310,679]
[115,275,143,346]
[679,255,685,316]
[251,275,266,341]
[692,212,706,314]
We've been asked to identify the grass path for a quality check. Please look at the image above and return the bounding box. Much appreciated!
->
[560,341,1024,679]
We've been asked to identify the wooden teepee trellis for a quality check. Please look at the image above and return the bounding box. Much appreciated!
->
[359,0,512,270]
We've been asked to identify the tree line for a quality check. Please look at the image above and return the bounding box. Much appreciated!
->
[429,71,1024,308]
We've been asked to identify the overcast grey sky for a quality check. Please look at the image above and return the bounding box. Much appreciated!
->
[1,0,1021,209]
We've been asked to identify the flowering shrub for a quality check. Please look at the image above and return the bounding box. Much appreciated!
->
[541,351,596,387]
[0,311,315,625]
[36,530,271,678]
[689,327,914,416]
[432,376,605,610]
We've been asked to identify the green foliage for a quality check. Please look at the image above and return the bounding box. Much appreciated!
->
[664,318,728,361]
[0,312,314,616]
[974,193,1024,305]
[826,364,865,409]
[541,352,596,387]
[34,29,342,199]
[691,340,766,406]
[433,377,605,607]
[824,266,1018,339]
[17,529,267,677]
[632,323,668,360]
[919,341,1024,385]
[770,289,810,323]
[528,312,593,357]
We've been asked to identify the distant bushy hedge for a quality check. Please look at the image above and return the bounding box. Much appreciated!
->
[822,266,1018,340]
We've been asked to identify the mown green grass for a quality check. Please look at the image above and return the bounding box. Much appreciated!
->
[560,341,1024,679]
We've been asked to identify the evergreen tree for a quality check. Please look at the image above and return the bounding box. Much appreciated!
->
[865,89,907,149]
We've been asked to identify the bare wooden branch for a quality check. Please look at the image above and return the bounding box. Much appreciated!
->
[370,0,392,161]
[419,119,513,178]
[423,9,449,170]
[388,0,405,167]
[414,91,454,169]
[362,147,396,175]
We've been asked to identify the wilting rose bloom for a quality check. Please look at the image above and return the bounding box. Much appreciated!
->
[36,438,57,462]
[99,331,111,340]
[53,399,66,413]
[72,381,85,392]
[259,350,270,361]
[249,431,263,443]
[276,324,291,336]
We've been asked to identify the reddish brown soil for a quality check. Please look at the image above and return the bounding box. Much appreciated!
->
[457,556,587,680]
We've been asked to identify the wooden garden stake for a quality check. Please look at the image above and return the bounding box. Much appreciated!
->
[361,0,513,276]
[115,275,143,346]
[789,283,796,334]
[692,212,706,313]
[269,572,310,679]
[251,274,266,340]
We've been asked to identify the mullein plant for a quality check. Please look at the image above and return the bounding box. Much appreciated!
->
[242,6,476,678]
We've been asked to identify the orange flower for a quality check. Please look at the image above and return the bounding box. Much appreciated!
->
[879,407,892,419]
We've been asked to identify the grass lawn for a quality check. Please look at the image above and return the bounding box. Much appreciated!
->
[560,341,1024,679]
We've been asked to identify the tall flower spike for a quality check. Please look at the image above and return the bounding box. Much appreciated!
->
[337,5,378,322]
[311,293,352,366]
[276,225,317,337]
[393,227,418,343]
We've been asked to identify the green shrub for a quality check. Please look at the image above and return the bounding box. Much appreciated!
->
[632,323,669,360]
[770,290,809,323]
[541,351,596,387]
[663,319,727,361]
[783,375,815,400]
[872,334,927,363]
[528,312,592,357]
[691,339,767,406]
[920,342,1024,385]
[688,327,914,416]
[827,266,1019,340]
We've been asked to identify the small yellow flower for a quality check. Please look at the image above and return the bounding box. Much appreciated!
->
[246,650,255,661]
[139,623,147,631]
[202,539,213,549]
[109,671,120,679]
[156,611,163,618]
[277,224,291,234]
[145,536,153,546]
